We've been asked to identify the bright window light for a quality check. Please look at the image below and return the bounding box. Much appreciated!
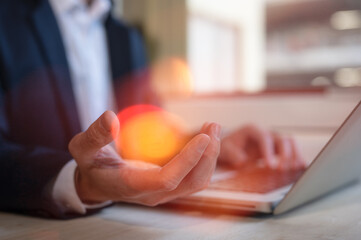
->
[330,10,361,30]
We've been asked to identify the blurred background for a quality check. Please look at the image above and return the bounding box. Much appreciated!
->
[112,0,361,95]
[112,0,361,158]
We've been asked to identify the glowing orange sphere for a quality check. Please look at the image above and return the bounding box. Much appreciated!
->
[116,105,188,166]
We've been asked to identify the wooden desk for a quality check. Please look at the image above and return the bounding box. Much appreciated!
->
[1,181,361,240]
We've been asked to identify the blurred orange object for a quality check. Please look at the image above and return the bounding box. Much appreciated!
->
[116,105,189,166]
[150,57,193,99]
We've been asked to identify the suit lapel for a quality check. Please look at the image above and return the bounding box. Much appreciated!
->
[105,16,131,81]
[105,16,151,111]
[105,16,131,112]
[105,15,147,80]
[31,0,81,139]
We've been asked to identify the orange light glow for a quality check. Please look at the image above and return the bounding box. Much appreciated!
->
[116,105,188,166]
[150,57,194,99]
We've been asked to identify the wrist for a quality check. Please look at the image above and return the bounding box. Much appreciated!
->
[74,167,108,204]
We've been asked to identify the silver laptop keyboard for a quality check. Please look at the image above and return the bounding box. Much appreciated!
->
[208,167,305,193]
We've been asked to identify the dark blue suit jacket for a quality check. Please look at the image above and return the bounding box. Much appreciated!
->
[0,0,150,218]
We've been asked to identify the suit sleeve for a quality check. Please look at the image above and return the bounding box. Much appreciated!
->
[0,16,148,219]
[0,65,82,219]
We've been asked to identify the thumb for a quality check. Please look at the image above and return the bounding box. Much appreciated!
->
[69,111,120,163]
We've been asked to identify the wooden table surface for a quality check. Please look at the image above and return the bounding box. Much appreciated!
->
[1,180,361,240]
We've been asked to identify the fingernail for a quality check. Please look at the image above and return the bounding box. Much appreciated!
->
[100,111,115,132]
[269,157,278,169]
[212,124,221,140]
[197,134,210,153]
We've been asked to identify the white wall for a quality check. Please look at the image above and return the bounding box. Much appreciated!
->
[164,91,360,133]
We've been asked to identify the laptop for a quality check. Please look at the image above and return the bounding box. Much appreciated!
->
[171,100,361,215]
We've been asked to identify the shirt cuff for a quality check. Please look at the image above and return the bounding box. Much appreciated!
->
[52,159,112,214]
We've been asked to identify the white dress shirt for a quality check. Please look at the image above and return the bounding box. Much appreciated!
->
[49,0,115,214]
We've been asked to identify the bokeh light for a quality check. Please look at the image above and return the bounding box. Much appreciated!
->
[116,104,189,166]
[150,57,194,99]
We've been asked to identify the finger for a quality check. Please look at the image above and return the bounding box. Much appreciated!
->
[276,137,293,170]
[148,123,222,203]
[118,132,211,195]
[197,122,221,181]
[200,122,211,133]
[220,142,248,168]
[69,111,120,162]
[254,129,277,169]
[289,138,307,169]
[157,133,211,191]
[174,123,221,193]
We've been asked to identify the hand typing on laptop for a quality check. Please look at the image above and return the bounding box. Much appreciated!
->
[218,125,307,170]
